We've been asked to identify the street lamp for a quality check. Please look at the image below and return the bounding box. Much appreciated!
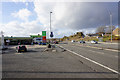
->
[49,12,54,43]
[50,12,52,38]
[107,9,113,43]
[49,12,52,43]
[109,12,113,43]
[1,31,4,53]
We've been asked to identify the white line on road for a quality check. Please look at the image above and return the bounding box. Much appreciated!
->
[105,49,119,52]
[58,45,120,75]
[88,50,104,54]
[115,56,118,58]
[15,53,23,54]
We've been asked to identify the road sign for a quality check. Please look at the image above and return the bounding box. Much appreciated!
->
[42,36,46,40]
[42,31,46,36]
[50,32,53,38]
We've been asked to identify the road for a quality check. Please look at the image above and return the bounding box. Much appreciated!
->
[67,41,118,50]
[2,43,119,79]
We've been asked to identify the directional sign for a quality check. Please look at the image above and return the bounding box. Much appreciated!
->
[50,32,53,38]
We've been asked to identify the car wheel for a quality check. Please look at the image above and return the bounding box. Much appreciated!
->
[25,49,27,52]
[16,50,19,53]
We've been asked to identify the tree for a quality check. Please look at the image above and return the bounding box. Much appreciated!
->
[96,26,106,33]
[105,26,115,33]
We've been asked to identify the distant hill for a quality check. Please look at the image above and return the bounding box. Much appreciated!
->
[61,28,120,42]
[61,32,85,41]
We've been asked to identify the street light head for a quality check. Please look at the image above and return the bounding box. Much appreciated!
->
[50,12,52,13]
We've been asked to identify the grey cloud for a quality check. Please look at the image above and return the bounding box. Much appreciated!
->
[34,2,118,38]
[53,2,118,31]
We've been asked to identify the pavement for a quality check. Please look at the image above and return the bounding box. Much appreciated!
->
[1,44,119,79]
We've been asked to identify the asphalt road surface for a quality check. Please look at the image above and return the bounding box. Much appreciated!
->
[67,41,118,50]
[2,44,119,79]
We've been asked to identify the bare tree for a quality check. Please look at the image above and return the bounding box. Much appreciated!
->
[96,26,106,33]
[105,26,115,33]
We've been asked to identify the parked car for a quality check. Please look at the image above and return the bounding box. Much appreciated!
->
[54,41,59,44]
[16,45,27,53]
[39,42,42,45]
[42,43,46,45]
[71,40,75,42]
[80,40,85,43]
[91,40,98,44]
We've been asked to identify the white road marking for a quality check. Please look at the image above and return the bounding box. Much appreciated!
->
[97,52,104,54]
[88,50,104,54]
[105,49,119,52]
[58,45,120,75]
[115,56,118,58]
[15,53,23,54]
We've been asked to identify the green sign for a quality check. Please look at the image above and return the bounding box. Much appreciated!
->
[42,31,46,36]
[30,35,42,38]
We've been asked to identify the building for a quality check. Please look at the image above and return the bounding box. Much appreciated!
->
[112,28,120,36]
[4,37,33,45]
[86,33,99,37]
[30,31,46,44]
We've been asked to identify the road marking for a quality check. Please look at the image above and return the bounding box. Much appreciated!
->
[97,52,104,54]
[88,50,104,54]
[15,53,23,54]
[115,56,118,58]
[58,45,120,75]
[105,49,119,52]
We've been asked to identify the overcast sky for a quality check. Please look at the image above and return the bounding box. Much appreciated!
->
[0,0,118,38]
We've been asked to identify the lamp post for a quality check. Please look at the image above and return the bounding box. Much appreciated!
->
[49,12,52,43]
[48,12,53,48]
[50,12,52,36]
[49,12,54,43]
[1,31,4,53]
[110,13,113,43]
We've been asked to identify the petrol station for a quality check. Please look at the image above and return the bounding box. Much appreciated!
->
[30,31,47,45]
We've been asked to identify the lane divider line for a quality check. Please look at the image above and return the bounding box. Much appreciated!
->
[88,50,104,54]
[15,53,23,54]
[58,45,120,75]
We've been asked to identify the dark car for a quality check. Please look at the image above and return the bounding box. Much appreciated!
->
[42,43,46,45]
[80,40,85,43]
[54,41,59,44]
[16,45,27,53]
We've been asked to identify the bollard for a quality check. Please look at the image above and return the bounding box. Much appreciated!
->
[48,44,51,48]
